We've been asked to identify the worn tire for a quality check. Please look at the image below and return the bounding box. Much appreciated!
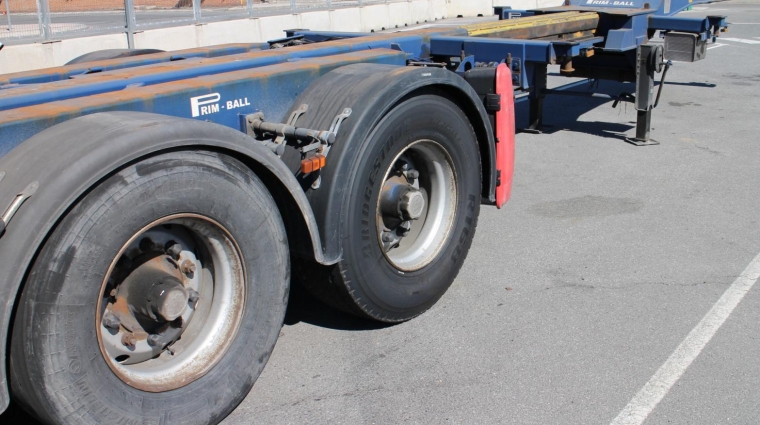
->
[299,94,481,322]
[10,151,289,425]
[65,49,165,65]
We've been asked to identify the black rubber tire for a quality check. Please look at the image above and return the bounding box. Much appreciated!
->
[65,49,165,65]
[10,151,289,425]
[298,94,481,323]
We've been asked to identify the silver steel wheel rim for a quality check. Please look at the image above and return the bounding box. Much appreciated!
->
[96,214,246,392]
[376,140,457,272]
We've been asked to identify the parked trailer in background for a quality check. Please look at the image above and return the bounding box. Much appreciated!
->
[0,1,726,423]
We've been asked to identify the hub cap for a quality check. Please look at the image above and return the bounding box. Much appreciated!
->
[376,140,457,272]
[96,214,245,392]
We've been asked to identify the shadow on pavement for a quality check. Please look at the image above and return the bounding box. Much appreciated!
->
[515,80,637,139]
[516,78,717,140]
[663,81,717,88]
[283,277,393,332]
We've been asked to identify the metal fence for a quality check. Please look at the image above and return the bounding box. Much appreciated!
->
[0,0,406,45]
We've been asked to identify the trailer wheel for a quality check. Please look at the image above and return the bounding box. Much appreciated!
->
[10,151,288,425]
[300,94,481,322]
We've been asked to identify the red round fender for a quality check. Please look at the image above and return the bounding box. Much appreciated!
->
[495,63,515,209]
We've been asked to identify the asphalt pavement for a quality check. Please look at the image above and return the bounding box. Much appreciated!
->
[2,1,759,424]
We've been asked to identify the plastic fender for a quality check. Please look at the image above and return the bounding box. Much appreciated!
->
[495,63,516,209]
[0,112,328,410]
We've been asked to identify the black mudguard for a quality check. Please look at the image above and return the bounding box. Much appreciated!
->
[283,64,497,263]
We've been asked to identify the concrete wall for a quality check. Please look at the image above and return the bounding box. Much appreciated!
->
[0,0,563,74]
[2,34,129,73]
[446,0,565,17]
[445,0,492,17]
[493,0,563,8]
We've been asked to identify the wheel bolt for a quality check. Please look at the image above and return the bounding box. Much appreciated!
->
[187,289,200,306]
[406,169,420,183]
[121,333,137,348]
[181,260,197,275]
[147,334,162,347]
[382,233,394,243]
[165,242,182,260]
[102,312,120,330]
[400,221,412,237]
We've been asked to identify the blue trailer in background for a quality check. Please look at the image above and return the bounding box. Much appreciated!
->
[0,0,726,423]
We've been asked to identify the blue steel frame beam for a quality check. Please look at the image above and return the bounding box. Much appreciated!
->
[431,36,602,64]
[597,12,650,51]
[0,29,462,111]
[0,49,407,157]
[649,15,711,33]
[430,36,602,89]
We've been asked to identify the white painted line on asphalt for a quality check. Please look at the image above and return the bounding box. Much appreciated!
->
[610,251,760,425]
[721,37,760,45]
[707,43,726,50]
[727,23,760,25]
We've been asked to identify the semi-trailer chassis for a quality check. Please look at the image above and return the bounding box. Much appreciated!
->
[0,0,727,423]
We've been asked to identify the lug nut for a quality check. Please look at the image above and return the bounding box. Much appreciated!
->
[147,334,162,347]
[382,233,394,243]
[102,312,121,330]
[399,221,412,237]
[187,289,200,306]
[406,169,420,183]
[121,333,137,348]
[181,260,197,275]
[165,242,182,260]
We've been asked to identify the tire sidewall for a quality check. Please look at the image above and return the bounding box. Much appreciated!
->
[340,95,481,320]
[12,151,288,425]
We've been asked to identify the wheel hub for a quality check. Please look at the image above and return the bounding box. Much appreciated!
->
[120,255,190,323]
[101,239,201,366]
[146,276,188,322]
[380,181,426,222]
[399,189,425,221]
[96,215,245,392]
[375,141,457,272]
[378,162,427,253]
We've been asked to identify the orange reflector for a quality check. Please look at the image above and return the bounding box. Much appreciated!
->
[300,154,326,174]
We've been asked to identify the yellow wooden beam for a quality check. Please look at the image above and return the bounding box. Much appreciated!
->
[464,11,599,39]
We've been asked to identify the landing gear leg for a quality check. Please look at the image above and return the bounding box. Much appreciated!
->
[625,44,664,146]
[525,63,548,134]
